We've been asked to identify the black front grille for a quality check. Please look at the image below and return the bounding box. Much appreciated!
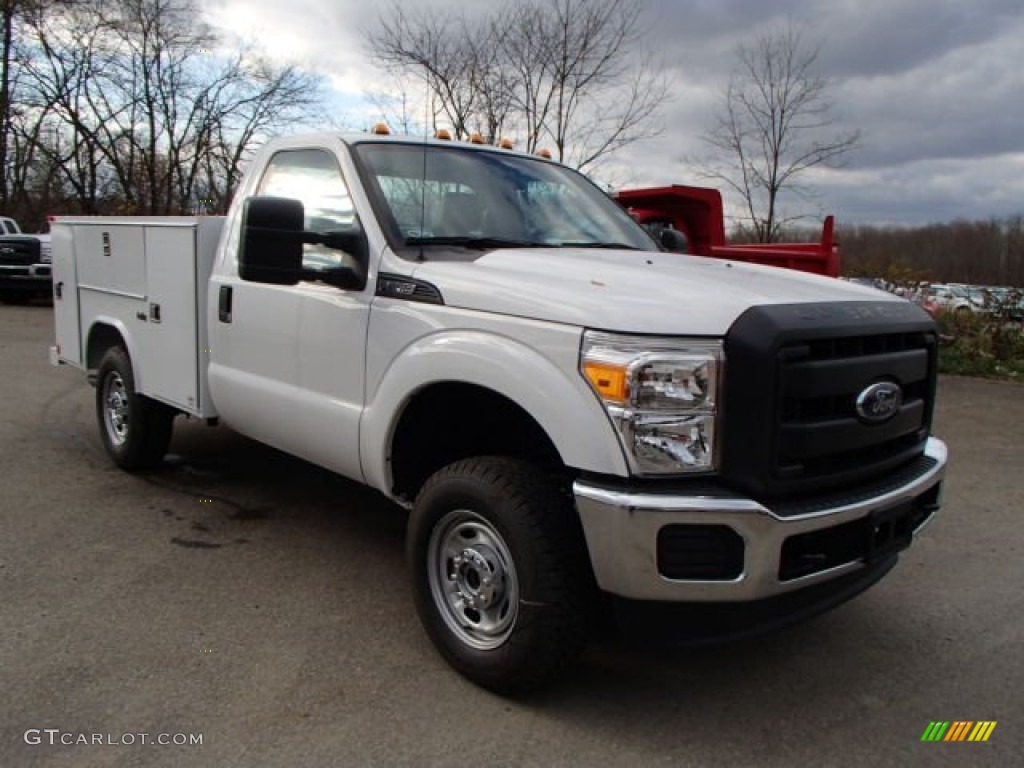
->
[722,302,939,498]
[776,332,933,480]
[0,238,40,265]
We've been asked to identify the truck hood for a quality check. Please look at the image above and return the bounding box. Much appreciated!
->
[411,248,899,336]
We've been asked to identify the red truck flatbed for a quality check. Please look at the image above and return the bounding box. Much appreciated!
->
[615,185,840,278]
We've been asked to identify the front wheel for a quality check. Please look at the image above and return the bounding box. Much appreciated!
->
[96,346,174,470]
[408,457,593,694]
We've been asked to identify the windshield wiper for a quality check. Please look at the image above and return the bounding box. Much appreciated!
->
[553,241,643,250]
[405,236,547,249]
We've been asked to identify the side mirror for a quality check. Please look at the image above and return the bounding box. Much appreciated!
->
[239,197,305,284]
[659,227,688,254]
[240,196,370,290]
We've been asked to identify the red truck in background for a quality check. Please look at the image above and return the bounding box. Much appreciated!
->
[616,185,840,278]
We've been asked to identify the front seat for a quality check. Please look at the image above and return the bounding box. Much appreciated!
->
[437,192,485,236]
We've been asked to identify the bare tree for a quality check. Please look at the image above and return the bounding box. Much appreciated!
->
[699,25,859,242]
[367,3,490,140]
[12,0,324,218]
[365,0,667,172]
[0,0,19,207]
[0,0,75,212]
[196,53,325,211]
[514,0,665,170]
[364,86,422,136]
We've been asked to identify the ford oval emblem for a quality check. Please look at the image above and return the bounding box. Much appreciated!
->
[855,382,903,424]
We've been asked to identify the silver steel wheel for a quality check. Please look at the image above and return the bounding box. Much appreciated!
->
[102,371,130,447]
[427,509,520,651]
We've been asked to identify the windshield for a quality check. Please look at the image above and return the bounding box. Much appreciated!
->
[352,142,655,258]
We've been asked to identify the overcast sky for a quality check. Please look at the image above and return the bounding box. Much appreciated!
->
[203,0,1024,227]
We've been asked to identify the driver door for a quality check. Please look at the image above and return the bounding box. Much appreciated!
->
[209,147,370,482]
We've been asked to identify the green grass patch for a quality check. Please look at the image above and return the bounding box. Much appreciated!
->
[935,312,1024,380]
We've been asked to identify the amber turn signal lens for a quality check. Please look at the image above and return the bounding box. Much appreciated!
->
[583,361,629,402]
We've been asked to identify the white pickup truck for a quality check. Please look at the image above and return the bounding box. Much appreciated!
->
[50,131,947,693]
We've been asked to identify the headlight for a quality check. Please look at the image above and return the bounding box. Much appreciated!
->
[581,332,722,475]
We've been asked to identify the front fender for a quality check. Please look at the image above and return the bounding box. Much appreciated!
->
[359,329,628,495]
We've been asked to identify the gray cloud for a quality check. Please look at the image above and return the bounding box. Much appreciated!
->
[203,0,1024,225]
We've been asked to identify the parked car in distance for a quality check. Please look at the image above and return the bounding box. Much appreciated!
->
[981,286,1024,321]
[920,284,982,316]
[0,216,52,303]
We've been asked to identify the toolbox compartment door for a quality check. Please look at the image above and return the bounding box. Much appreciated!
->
[51,223,82,365]
[139,225,200,412]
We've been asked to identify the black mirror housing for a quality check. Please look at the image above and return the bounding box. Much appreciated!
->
[239,196,369,289]
[240,196,306,284]
[306,230,369,290]
[659,227,688,254]
[306,264,364,290]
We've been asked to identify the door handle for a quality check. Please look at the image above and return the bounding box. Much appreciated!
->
[218,285,233,323]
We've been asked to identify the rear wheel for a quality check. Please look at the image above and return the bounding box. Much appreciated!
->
[96,346,175,470]
[408,457,593,694]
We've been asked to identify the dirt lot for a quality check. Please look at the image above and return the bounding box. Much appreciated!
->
[1,302,1021,767]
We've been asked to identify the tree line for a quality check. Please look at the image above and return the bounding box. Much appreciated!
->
[838,217,1024,288]
[742,217,1024,288]
[1,0,323,230]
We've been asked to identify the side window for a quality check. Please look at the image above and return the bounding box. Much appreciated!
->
[256,148,356,271]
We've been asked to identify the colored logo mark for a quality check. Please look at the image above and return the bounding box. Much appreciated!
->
[921,721,996,742]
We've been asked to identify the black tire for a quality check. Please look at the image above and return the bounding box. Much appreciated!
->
[95,346,175,470]
[408,457,593,695]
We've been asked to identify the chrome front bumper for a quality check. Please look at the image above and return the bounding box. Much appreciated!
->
[574,437,947,602]
[0,263,52,281]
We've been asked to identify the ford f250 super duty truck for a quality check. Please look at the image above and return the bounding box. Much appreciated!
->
[50,130,947,694]
[0,216,53,303]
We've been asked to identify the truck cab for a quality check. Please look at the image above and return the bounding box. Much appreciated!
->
[51,130,947,694]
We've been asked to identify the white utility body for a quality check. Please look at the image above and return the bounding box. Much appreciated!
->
[51,131,947,694]
[52,217,223,416]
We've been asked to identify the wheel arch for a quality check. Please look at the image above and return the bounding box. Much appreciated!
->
[388,381,562,501]
[360,330,628,501]
[85,318,143,390]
